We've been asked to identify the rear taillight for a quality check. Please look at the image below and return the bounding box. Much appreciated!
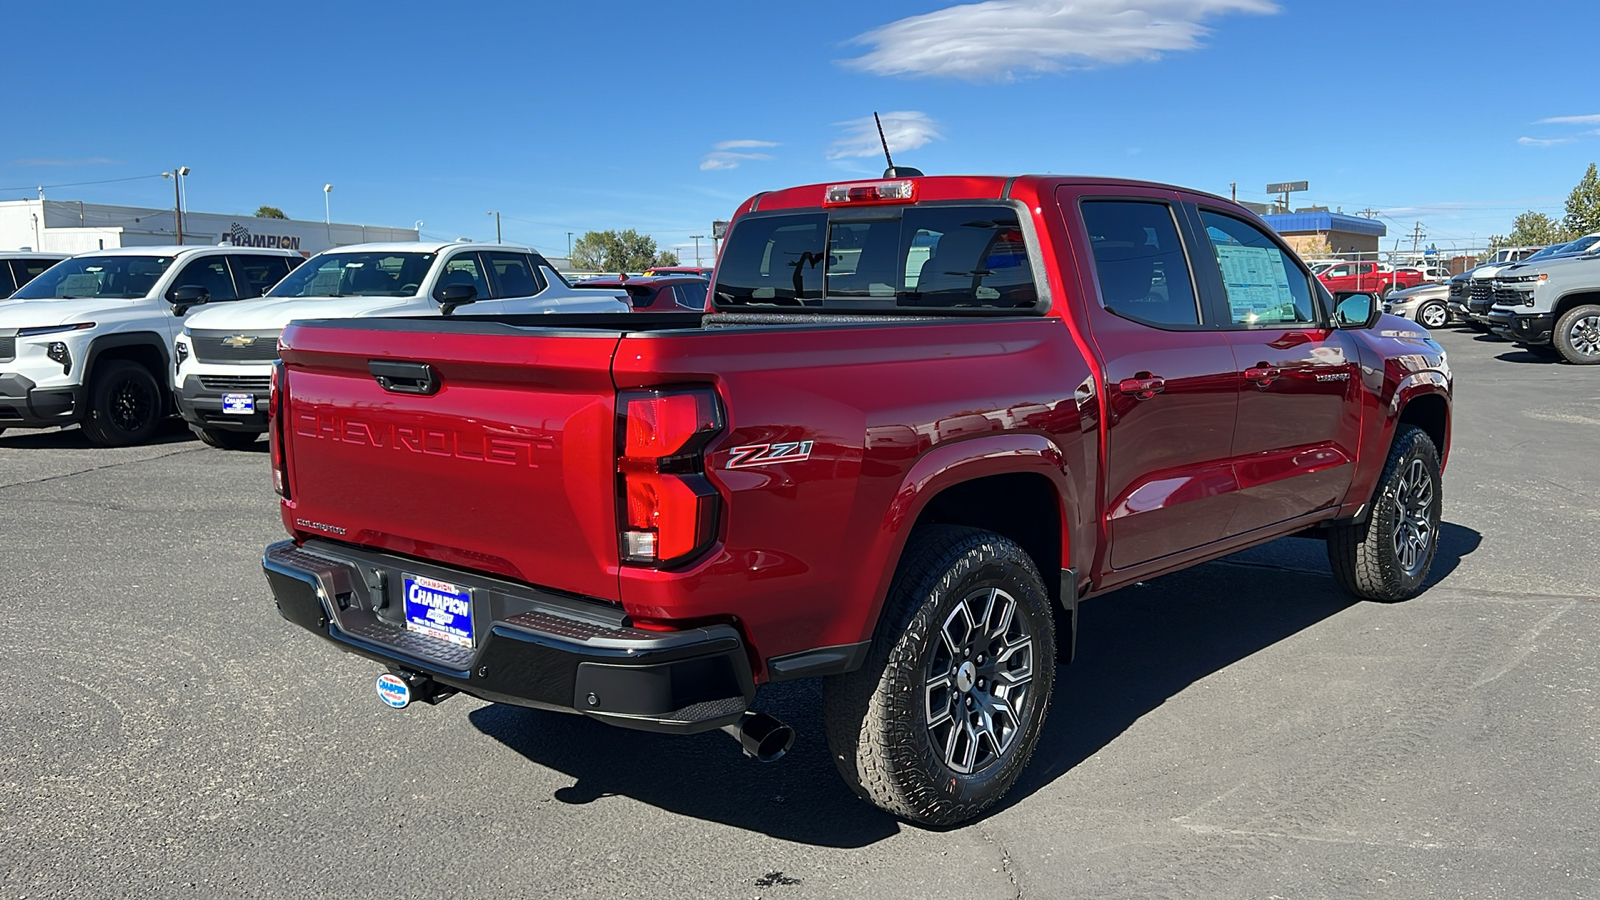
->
[269,360,289,499]
[823,179,916,205]
[616,387,723,567]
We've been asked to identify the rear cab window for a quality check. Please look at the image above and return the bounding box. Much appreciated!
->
[712,204,1040,313]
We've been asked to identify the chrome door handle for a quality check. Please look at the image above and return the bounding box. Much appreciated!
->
[1117,376,1166,400]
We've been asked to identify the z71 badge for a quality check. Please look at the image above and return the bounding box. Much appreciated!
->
[727,441,814,469]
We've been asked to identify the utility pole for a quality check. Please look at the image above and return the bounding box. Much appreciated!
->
[1230,182,1237,202]
[1356,207,1380,219]
[690,235,704,267]
[487,211,501,243]
[1410,221,1426,258]
[566,232,573,260]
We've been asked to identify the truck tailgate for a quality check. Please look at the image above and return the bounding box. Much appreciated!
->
[277,320,624,602]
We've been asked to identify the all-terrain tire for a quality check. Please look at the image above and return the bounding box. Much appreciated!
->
[1327,425,1442,602]
[1553,303,1600,365]
[821,525,1055,827]
[1417,300,1449,329]
[80,360,162,447]
[191,426,260,450]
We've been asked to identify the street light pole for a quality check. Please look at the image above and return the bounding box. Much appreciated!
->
[487,211,501,243]
[163,166,190,244]
[567,232,573,260]
[690,234,704,267]
[323,184,333,244]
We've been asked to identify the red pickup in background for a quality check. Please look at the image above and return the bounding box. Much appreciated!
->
[1317,260,1425,297]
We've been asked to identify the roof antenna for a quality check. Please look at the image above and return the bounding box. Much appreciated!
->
[875,112,923,179]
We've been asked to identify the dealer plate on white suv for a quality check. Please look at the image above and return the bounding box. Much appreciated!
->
[222,393,255,415]
[402,574,474,647]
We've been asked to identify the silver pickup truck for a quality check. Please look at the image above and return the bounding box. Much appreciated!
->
[1486,252,1600,363]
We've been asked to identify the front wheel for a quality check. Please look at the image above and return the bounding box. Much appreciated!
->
[1417,301,1449,329]
[1553,303,1600,365]
[191,426,261,450]
[1327,425,1442,602]
[822,526,1055,827]
[80,361,162,447]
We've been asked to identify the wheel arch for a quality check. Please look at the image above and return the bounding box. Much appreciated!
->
[1392,379,1451,468]
[866,434,1078,662]
[84,332,173,409]
[1553,290,1600,321]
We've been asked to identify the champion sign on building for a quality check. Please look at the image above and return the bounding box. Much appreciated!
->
[227,222,302,250]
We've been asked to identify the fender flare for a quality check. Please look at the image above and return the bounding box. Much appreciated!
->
[857,433,1077,643]
[83,332,174,408]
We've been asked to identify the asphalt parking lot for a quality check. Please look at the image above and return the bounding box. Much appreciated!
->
[2,325,1596,900]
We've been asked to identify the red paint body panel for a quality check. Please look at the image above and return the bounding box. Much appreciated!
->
[273,174,1453,683]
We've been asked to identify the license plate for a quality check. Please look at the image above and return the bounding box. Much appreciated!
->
[403,574,474,647]
[222,393,255,415]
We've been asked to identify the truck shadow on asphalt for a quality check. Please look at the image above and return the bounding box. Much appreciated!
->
[1493,350,1561,364]
[0,419,195,448]
[469,526,1481,845]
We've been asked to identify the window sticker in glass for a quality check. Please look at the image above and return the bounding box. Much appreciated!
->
[1199,211,1315,326]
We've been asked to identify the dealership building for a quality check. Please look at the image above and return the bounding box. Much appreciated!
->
[0,198,417,256]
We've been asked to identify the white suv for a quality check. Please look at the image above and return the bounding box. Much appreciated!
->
[174,241,628,449]
[0,246,299,445]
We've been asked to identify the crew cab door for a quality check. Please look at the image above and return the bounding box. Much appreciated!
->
[1184,203,1361,535]
[1058,188,1240,570]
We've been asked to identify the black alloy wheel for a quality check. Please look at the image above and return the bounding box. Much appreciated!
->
[82,360,163,447]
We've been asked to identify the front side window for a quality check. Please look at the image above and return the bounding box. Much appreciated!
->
[482,251,544,298]
[1199,210,1316,326]
[170,257,239,302]
[712,206,1037,311]
[1079,200,1200,326]
[11,255,176,300]
[229,255,294,298]
[434,253,490,301]
[267,252,435,298]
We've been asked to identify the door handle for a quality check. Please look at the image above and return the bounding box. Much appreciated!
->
[1244,366,1280,385]
[369,360,440,395]
[1117,376,1166,400]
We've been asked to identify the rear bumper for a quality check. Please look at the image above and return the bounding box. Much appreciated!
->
[262,539,755,733]
[0,373,82,428]
[175,374,270,433]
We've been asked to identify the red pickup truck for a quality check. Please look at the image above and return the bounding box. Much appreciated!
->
[262,174,1452,826]
[1317,261,1425,297]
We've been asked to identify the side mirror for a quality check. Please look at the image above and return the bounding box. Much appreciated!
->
[1334,291,1382,329]
[169,284,210,315]
[437,283,478,316]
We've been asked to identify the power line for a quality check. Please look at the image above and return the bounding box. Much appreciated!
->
[0,172,168,194]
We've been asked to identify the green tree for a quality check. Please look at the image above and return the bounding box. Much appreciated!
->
[1564,163,1600,236]
[1506,210,1568,246]
[570,229,677,272]
[254,205,288,219]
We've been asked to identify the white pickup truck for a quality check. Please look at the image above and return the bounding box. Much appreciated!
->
[174,241,629,449]
[0,245,300,445]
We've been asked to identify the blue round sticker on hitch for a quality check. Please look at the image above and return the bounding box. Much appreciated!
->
[375,672,410,709]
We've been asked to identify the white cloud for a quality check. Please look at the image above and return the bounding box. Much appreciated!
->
[1537,114,1600,124]
[828,111,944,160]
[1518,136,1576,147]
[700,139,780,171]
[843,0,1278,81]
[713,139,780,151]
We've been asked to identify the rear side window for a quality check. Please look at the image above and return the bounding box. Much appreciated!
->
[1199,210,1316,326]
[1080,200,1200,326]
[11,258,57,289]
[713,206,1036,312]
[229,255,293,298]
[0,262,16,297]
[673,281,707,310]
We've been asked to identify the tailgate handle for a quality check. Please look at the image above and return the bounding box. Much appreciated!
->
[368,360,440,396]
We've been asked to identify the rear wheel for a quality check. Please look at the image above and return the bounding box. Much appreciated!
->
[191,426,260,450]
[822,526,1055,827]
[80,360,162,447]
[1417,301,1448,329]
[1327,425,1441,602]
[1553,304,1600,365]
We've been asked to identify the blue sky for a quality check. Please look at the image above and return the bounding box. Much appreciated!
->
[3,0,1594,260]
